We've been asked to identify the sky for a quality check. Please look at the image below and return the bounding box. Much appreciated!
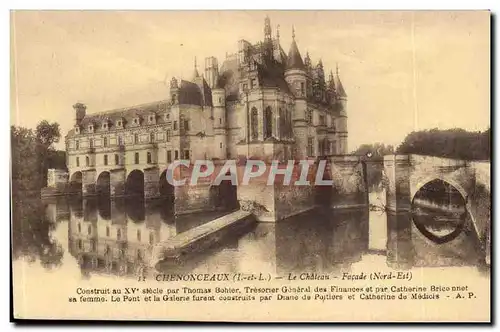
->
[10,10,490,151]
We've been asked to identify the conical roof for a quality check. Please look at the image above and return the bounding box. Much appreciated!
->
[335,74,346,97]
[287,39,305,70]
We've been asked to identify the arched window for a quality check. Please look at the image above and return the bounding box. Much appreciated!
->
[251,107,258,140]
[264,106,273,139]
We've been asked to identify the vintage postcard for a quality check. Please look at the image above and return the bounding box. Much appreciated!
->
[10,10,491,322]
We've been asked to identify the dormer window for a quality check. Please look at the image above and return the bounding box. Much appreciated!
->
[148,114,156,124]
[102,122,109,131]
[74,126,80,134]
[116,119,123,128]
[165,113,170,120]
[133,117,140,126]
[88,124,94,133]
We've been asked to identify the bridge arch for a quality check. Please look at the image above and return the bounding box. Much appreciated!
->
[70,171,83,193]
[411,175,468,204]
[159,169,175,204]
[96,171,111,196]
[125,169,145,197]
[411,178,468,245]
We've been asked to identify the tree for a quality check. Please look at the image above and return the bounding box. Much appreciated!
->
[396,128,490,160]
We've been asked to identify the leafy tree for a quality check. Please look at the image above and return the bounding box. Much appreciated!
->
[396,128,490,160]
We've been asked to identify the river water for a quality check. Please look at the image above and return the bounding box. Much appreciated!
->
[12,190,490,320]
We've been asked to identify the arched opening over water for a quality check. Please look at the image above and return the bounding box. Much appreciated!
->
[125,170,145,198]
[210,177,239,211]
[159,170,175,205]
[96,171,110,197]
[411,179,467,244]
[70,171,83,193]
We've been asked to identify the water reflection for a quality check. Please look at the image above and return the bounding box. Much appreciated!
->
[12,190,486,280]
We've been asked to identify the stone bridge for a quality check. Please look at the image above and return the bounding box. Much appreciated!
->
[384,154,491,264]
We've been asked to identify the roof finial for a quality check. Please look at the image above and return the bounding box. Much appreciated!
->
[336,62,339,76]
[276,24,280,40]
[194,56,197,70]
[292,25,295,40]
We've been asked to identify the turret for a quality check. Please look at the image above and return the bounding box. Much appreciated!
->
[284,26,307,99]
[73,102,86,125]
[192,57,200,81]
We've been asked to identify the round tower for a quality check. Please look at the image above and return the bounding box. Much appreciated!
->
[284,26,308,159]
[212,88,227,160]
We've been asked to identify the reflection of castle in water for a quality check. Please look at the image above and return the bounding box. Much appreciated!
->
[68,198,177,277]
[52,191,485,279]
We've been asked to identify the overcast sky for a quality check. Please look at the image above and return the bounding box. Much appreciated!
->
[10,10,490,151]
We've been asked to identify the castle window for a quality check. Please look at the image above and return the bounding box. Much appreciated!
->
[165,113,170,120]
[219,118,222,125]
[135,152,140,164]
[76,157,80,167]
[307,137,314,156]
[219,97,222,104]
[166,130,171,142]
[307,110,313,125]
[116,120,122,128]
[184,150,190,160]
[251,79,257,89]
[75,140,79,150]
[75,126,80,134]
[149,232,154,245]
[264,106,273,139]
[243,83,248,91]
[104,155,108,166]
[147,152,152,164]
[219,142,222,149]
[173,121,178,130]
[106,226,110,237]
[87,225,91,235]
[86,156,90,167]
[150,132,155,142]
[78,240,82,250]
[149,115,154,123]
[134,133,139,144]
[78,223,81,233]
[115,154,119,165]
[167,151,172,163]
[279,108,285,138]
[319,115,325,126]
[251,107,258,140]
[103,137,108,147]
[184,120,189,131]
[301,82,305,95]
[118,136,123,146]
[134,118,139,125]
[89,139,94,148]
[117,229,121,241]
[174,150,179,160]
[88,125,94,133]
[137,230,141,241]
[102,122,108,130]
